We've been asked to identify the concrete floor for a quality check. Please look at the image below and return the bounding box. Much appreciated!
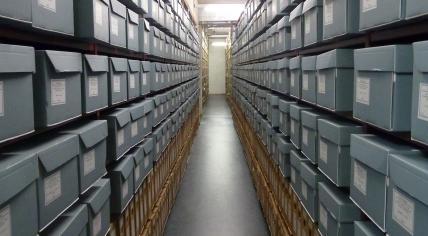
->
[164,95,269,236]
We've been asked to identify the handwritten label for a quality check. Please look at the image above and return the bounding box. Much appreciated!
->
[305,13,311,34]
[51,79,66,106]
[95,1,103,25]
[129,74,136,89]
[302,73,309,91]
[131,122,138,137]
[318,73,326,94]
[417,83,428,121]
[324,0,333,25]
[0,206,11,236]
[319,139,328,163]
[44,171,62,206]
[356,77,370,105]
[117,129,124,147]
[113,76,121,93]
[392,188,415,235]
[353,161,367,196]
[88,76,99,97]
[83,149,96,176]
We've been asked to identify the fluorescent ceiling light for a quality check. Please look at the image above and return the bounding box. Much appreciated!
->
[209,35,229,38]
[211,41,227,47]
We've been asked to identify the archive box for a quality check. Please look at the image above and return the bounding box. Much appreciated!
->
[152,127,163,161]
[0,0,31,25]
[152,28,161,57]
[152,63,162,91]
[350,134,416,232]
[109,0,127,48]
[159,31,165,59]
[127,9,140,51]
[277,58,290,95]
[290,3,304,50]
[301,110,330,164]
[290,56,302,99]
[82,54,109,114]
[290,104,312,149]
[354,45,413,131]
[354,221,384,236]
[359,0,405,31]
[40,204,88,236]
[316,49,354,112]
[165,36,172,59]
[302,0,323,46]
[105,108,131,162]
[80,178,110,236]
[108,57,128,105]
[0,44,35,143]
[161,64,168,88]
[61,120,108,194]
[139,19,152,55]
[153,94,167,126]
[267,94,279,128]
[317,118,363,187]
[145,0,158,21]
[279,0,296,13]
[32,0,74,35]
[322,0,359,40]
[110,155,134,214]
[406,0,428,19]
[158,0,166,27]
[290,149,310,200]
[0,152,38,236]
[128,59,141,100]
[276,135,293,178]
[279,99,296,136]
[386,152,428,236]
[128,101,151,147]
[34,50,82,128]
[301,55,317,104]
[300,161,327,223]
[134,138,154,191]
[74,0,109,43]
[163,119,172,147]
[318,182,361,236]
[270,61,280,90]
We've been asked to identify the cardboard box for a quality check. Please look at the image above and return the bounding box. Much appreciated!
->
[290,56,302,99]
[82,54,109,114]
[290,104,312,149]
[301,55,317,104]
[139,19,152,54]
[128,59,141,100]
[127,9,139,51]
[317,118,363,187]
[80,179,110,236]
[276,135,293,178]
[359,0,405,31]
[300,161,327,222]
[0,152,38,236]
[406,0,428,19]
[0,44,35,143]
[108,57,128,105]
[110,155,134,214]
[0,0,31,25]
[316,49,354,112]
[386,152,428,236]
[34,50,82,128]
[301,110,330,164]
[61,120,108,194]
[290,149,310,200]
[412,40,428,144]
[354,221,384,236]
[318,181,361,236]
[109,0,127,48]
[74,0,109,43]
[105,108,131,162]
[133,138,154,192]
[32,0,74,35]
[322,0,359,40]
[302,0,323,46]
[40,204,88,236]
[278,99,296,136]
[290,3,304,50]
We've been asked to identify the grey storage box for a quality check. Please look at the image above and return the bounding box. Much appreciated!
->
[0,0,32,25]
[290,104,312,149]
[61,120,108,194]
[317,118,363,187]
[82,54,109,114]
[133,138,154,192]
[322,0,359,40]
[290,56,302,99]
[386,152,428,236]
[105,109,131,162]
[301,110,330,164]
[128,59,141,100]
[74,0,109,43]
[290,149,310,200]
[80,179,110,236]
[278,99,296,136]
[290,3,304,50]
[159,31,165,59]
[277,58,290,95]
[161,64,168,89]
[165,36,172,59]
[152,63,162,91]
[303,0,323,46]
[127,9,139,51]
[276,135,293,178]
[32,0,74,35]
[152,127,163,161]
[158,0,165,27]
[301,55,317,104]
[300,161,327,222]
[359,0,405,31]
[318,182,361,236]
[110,155,134,214]
[108,57,128,105]
[128,101,152,147]
[316,49,354,111]
[0,152,38,236]
[354,221,384,236]
[109,0,127,48]
[153,94,167,126]
[145,0,158,21]
[354,45,413,131]
[277,16,291,52]
[279,0,296,13]
[406,0,428,19]
[40,204,88,236]
[267,94,279,128]
[140,61,151,95]
[0,44,35,143]
[139,19,152,54]
[412,40,428,144]
[153,28,161,57]
[350,134,417,232]
[34,50,82,128]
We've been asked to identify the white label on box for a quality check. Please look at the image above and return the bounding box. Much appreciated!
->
[142,74,147,85]
[392,188,415,235]
[301,181,308,200]
[135,165,140,181]
[353,161,367,196]
[305,14,311,34]
[319,139,328,163]
[144,32,149,45]
[324,0,333,25]
[113,76,121,93]
[417,83,428,122]
[131,122,138,137]
[144,156,150,168]
[161,104,164,114]
[143,117,148,128]
[356,77,370,105]
[129,25,135,40]
[319,205,328,229]
[117,129,124,147]
[44,171,62,206]
[278,76,283,85]
[111,17,119,36]
[0,206,11,236]
[154,109,158,118]
[39,0,56,12]
[291,22,297,40]
[51,79,66,106]
[95,1,103,26]
[122,180,129,199]
[302,74,309,91]
[363,0,377,12]
[154,39,157,48]
[155,73,159,83]
[83,149,96,176]
[290,119,295,134]
[291,73,295,88]
[93,212,102,236]
[88,76,99,97]
[302,128,308,146]
[156,142,160,152]
[162,135,166,145]
[318,74,326,94]
[129,74,136,89]
[0,81,4,117]
[291,168,296,184]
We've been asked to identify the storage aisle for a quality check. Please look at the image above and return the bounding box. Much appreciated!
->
[164,95,269,236]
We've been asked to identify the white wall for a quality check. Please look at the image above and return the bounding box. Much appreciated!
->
[208,39,226,94]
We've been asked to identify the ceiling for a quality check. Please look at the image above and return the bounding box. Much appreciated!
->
[198,0,246,4]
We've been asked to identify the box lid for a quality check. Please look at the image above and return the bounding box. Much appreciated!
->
[277,135,292,154]
[0,44,35,73]
[142,99,154,114]
[0,152,38,205]
[166,5,172,14]
[84,54,108,73]
[110,0,126,18]
[302,55,317,71]
[155,63,162,72]
[129,102,146,121]
[161,64,167,72]
[302,0,323,14]
[354,45,413,73]
[267,94,278,106]
[43,50,82,73]
[301,110,329,130]
[318,119,363,145]
[316,49,354,70]
[300,161,324,188]
[63,120,108,149]
[289,56,301,70]
[113,155,134,180]
[44,204,88,236]
[413,41,428,73]
[318,182,361,222]
[143,19,151,31]
[159,0,164,8]
[290,149,309,170]
[128,59,141,73]
[354,221,384,236]
[81,178,111,214]
[279,99,295,113]
[127,9,139,25]
[154,95,162,105]
[108,108,131,128]
[141,61,151,72]
[154,28,161,37]
[129,145,144,165]
[289,3,303,21]
[141,138,154,155]
[290,104,311,120]
[110,57,128,72]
